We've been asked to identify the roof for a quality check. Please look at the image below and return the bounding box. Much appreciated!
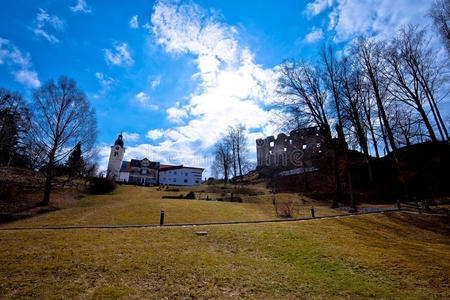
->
[159,164,204,171]
[129,158,160,169]
[120,161,130,172]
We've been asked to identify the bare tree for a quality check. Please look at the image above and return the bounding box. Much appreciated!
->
[353,37,398,153]
[211,140,232,183]
[225,127,237,178]
[429,0,450,54]
[30,76,97,205]
[320,45,346,139]
[277,60,343,207]
[225,123,250,179]
[339,59,376,188]
[385,26,448,141]
[390,103,423,147]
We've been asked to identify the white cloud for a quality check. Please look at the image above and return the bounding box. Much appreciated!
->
[30,8,64,44]
[146,129,165,140]
[31,28,59,44]
[306,0,333,17]
[104,42,134,66]
[95,72,117,91]
[102,0,280,175]
[122,132,140,142]
[70,0,92,14]
[135,92,159,110]
[322,0,433,42]
[166,106,188,123]
[36,8,64,30]
[129,15,139,29]
[0,38,40,88]
[13,69,41,88]
[151,75,161,89]
[304,28,323,43]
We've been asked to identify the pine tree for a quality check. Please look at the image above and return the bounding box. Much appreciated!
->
[66,142,84,178]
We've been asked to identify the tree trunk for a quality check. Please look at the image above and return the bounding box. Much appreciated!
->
[416,103,437,142]
[418,68,450,140]
[367,65,397,152]
[323,125,342,208]
[41,175,52,206]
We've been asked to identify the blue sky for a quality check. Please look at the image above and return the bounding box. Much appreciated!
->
[0,0,443,174]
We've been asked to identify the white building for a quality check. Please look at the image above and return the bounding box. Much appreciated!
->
[106,134,204,186]
[159,164,204,186]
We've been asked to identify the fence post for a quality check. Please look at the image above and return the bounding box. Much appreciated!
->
[311,206,315,218]
[160,210,165,226]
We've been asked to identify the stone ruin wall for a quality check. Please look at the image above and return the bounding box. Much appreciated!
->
[256,126,325,170]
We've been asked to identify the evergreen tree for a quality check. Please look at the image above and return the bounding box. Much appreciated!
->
[66,142,84,178]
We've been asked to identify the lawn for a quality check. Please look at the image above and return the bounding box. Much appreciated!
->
[0,184,338,228]
[0,185,449,299]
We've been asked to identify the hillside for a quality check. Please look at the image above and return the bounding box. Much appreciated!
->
[0,185,449,299]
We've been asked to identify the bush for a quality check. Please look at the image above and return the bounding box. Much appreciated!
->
[275,200,297,218]
[88,177,116,194]
[227,196,243,203]
[184,191,196,199]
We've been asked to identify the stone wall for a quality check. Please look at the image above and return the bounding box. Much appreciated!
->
[256,126,324,170]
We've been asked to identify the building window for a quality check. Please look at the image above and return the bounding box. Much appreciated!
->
[174,171,177,175]
[185,172,188,176]
[114,152,118,156]
[184,179,188,183]
[173,178,176,183]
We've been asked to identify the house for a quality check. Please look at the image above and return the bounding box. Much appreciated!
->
[107,134,204,186]
[119,158,159,186]
[159,164,204,186]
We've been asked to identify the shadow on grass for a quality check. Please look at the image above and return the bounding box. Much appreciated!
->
[0,205,60,225]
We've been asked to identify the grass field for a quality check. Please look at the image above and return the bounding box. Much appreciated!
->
[0,185,449,299]
[0,184,338,228]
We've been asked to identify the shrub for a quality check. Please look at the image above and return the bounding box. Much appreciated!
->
[275,200,297,218]
[184,191,196,199]
[88,177,116,194]
[228,196,243,203]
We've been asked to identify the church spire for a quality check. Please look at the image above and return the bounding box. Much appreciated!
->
[114,133,124,147]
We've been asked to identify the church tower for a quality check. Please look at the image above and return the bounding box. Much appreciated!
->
[107,134,125,180]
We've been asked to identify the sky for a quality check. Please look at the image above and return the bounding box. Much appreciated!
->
[0,0,444,175]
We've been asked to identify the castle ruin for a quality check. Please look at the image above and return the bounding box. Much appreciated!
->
[256,126,325,171]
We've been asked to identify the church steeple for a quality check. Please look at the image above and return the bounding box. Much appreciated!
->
[114,133,124,147]
[107,133,126,180]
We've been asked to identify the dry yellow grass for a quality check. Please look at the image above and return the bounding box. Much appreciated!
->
[0,184,337,228]
[0,185,448,299]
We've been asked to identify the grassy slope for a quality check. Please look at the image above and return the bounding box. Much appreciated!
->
[0,185,336,228]
[0,185,449,299]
